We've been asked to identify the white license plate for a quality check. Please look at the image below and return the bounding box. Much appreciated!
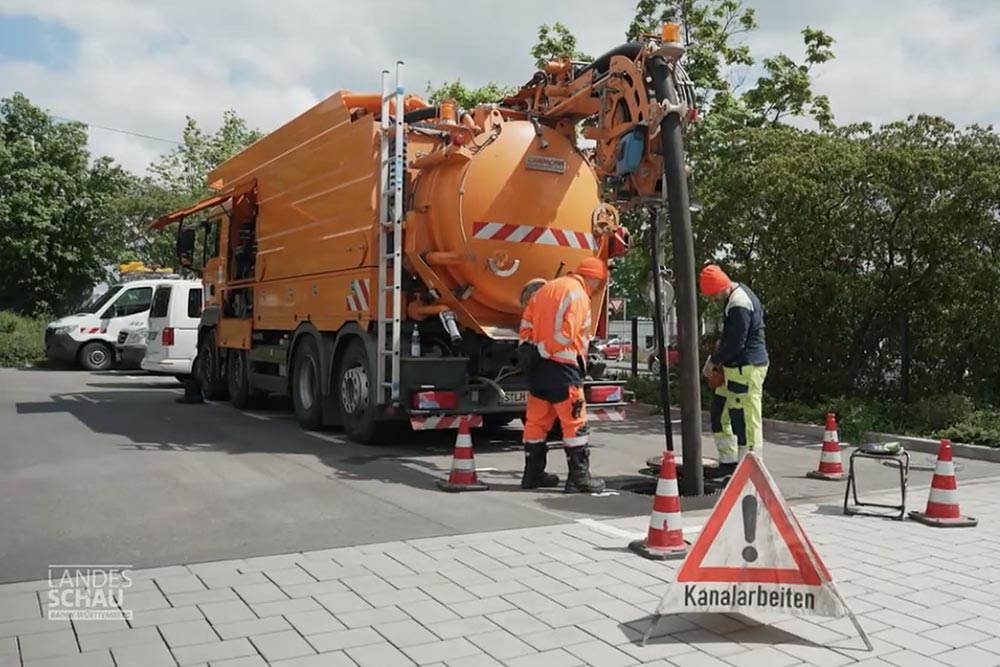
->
[504,390,528,403]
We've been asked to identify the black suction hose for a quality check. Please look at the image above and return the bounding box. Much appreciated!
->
[647,54,704,496]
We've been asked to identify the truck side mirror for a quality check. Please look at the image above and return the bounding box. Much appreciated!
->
[177,227,196,267]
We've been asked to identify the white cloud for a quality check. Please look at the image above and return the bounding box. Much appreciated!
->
[2,0,1000,176]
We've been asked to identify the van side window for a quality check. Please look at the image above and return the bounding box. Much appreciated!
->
[106,287,153,318]
[151,286,172,318]
[188,287,203,318]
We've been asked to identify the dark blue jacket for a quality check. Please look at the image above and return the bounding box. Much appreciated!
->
[711,283,768,368]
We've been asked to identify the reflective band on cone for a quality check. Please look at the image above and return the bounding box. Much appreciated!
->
[628,451,689,560]
[437,416,489,493]
[807,413,844,481]
[908,439,977,528]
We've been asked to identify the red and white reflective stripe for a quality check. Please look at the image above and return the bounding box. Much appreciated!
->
[346,279,370,311]
[586,408,625,421]
[410,414,483,430]
[80,327,100,334]
[472,222,596,250]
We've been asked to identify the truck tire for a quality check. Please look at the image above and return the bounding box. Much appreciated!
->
[199,334,228,401]
[291,336,324,430]
[335,337,384,443]
[227,349,255,410]
[79,341,113,371]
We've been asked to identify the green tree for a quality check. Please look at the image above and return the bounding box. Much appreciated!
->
[0,92,132,316]
[127,110,264,268]
[424,80,514,109]
[530,22,591,68]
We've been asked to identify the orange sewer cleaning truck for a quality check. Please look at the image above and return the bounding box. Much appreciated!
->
[150,25,698,444]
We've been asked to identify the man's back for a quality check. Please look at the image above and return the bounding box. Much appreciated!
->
[716,282,767,367]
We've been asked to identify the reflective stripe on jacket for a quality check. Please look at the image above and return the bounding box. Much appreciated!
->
[518,274,593,366]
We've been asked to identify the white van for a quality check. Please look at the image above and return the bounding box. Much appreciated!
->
[44,277,180,371]
[141,279,204,378]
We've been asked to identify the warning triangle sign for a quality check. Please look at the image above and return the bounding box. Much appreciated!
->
[655,453,848,619]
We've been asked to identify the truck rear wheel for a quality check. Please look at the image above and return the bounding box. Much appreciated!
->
[335,337,384,444]
[227,349,261,410]
[291,336,323,430]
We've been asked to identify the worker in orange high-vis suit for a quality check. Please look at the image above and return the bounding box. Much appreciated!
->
[517,257,607,493]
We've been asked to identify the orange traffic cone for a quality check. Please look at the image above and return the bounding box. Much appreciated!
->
[629,450,689,560]
[437,416,489,492]
[807,413,844,481]
[908,439,977,527]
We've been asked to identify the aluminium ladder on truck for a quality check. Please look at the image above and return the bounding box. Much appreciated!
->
[376,62,405,407]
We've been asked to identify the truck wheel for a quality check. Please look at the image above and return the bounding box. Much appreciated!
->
[79,342,113,371]
[199,334,228,401]
[227,349,254,409]
[291,336,323,430]
[335,337,382,443]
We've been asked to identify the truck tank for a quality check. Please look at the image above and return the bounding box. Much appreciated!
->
[406,114,613,335]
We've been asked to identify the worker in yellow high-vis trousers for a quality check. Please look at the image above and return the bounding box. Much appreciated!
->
[699,265,769,478]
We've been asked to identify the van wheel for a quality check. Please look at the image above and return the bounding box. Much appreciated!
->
[199,334,228,401]
[79,342,113,371]
[227,349,255,409]
[291,336,323,430]
[335,337,388,444]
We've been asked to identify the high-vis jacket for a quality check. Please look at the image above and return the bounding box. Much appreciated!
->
[518,274,593,366]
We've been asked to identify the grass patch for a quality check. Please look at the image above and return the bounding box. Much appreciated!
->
[0,311,48,368]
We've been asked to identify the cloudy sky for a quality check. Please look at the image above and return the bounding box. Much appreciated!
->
[2,0,998,175]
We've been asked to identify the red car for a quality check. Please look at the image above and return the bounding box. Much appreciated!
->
[598,337,633,361]
[647,347,680,372]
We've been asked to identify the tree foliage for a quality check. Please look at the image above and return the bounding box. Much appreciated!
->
[0,93,132,316]
[697,117,1000,403]
[530,22,591,68]
[126,111,264,268]
[425,80,514,109]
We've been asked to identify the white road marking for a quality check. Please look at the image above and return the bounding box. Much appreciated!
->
[243,413,271,421]
[304,431,345,445]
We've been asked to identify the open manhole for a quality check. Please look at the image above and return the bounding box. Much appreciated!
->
[644,454,721,476]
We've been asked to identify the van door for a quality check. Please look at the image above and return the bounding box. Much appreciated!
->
[99,285,154,342]
[144,284,173,365]
[175,284,203,362]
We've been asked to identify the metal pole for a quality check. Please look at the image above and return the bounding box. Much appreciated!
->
[631,316,639,377]
[649,210,675,455]
[648,55,703,496]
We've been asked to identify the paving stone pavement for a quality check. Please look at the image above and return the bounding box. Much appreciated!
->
[1,476,998,667]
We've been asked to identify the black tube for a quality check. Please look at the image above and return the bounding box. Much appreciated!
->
[647,55,704,496]
[403,107,440,123]
[578,42,643,76]
[649,210,676,457]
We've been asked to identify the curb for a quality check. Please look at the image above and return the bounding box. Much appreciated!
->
[629,403,1000,463]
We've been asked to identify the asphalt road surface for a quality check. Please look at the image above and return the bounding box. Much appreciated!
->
[3,368,997,585]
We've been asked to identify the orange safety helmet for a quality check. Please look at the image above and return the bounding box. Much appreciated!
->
[574,256,607,280]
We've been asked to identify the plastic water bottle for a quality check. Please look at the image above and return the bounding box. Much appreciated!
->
[410,325,421,357]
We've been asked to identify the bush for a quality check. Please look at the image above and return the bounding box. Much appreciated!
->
[936,410,1000,448]
[0,311,48,368]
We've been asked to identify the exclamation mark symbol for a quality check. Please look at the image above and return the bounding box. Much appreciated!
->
[741,495,758,563]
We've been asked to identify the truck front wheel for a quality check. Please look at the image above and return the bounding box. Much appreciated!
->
[291,336,324,430]
[199,334,228,401]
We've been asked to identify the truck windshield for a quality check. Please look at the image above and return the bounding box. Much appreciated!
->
[78,285,124,314]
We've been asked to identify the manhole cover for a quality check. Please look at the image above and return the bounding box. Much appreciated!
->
[645,455,719,476]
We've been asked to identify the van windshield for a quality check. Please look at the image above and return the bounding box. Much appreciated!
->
[77,286,124,314]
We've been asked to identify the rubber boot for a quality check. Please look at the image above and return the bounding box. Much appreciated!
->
[176,377,204,404]
[520,441,560,489]
[564,446,605,494]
